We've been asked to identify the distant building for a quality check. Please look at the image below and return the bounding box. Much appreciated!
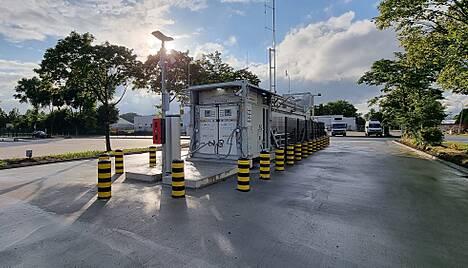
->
[315,115,357,131]
[110,117,134,132]
[440,119,457,134]
[134,115,155,133]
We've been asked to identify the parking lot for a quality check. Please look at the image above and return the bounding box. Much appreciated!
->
[0,137,467,267]
[0,137,157,159]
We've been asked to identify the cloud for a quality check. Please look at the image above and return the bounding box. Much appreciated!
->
[224,36,237,46]
[0,60,38,112]
[0,0,207,57]
[220,0,260,3]
[442,93,467,118]
[193,42,225,58]
[276,11,398,83]
[244,11,399,114]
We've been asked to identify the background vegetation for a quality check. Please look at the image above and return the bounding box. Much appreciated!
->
[359,0,467,147]
[0,32,259,151]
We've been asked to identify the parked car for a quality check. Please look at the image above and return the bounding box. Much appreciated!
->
[331,122,347,136]
[32,131,48,138]
[365,121,383,136]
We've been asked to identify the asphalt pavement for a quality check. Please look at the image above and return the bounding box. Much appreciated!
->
[445,135,468,143]
[0,137,467,267]
[0,137,157,159]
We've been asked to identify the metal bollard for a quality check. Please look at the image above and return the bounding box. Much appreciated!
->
[237,158,250,192]
[260,150,271,180]
[302,141,309,158]
[149,146,157,167]
[114,149,124,174]
[286,145,295,165]
[171,160,185,198]
[295,143,302,161]
[275,148,285,171]
[97,159,111,199]
[308,140,314,155]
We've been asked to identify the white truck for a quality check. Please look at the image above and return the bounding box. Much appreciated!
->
[331,121,347,136]
[365,120,383,137]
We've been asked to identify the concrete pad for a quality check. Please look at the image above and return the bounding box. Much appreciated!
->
[162,159,237,189]
[124,150,237,188]
[124,151,165,183]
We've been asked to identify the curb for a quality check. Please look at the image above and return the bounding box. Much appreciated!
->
[0,144,190,170]
[392,140,468,175]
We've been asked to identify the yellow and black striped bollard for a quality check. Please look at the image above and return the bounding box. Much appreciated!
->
[308,140,314,155]
[327,136,330,146]
[286,145,295,166]
[97,159,112,199]
[295,143,302,161]
[237,158,250,192]
[302,141,308,158]
[275,148,285,171]
[171,160,185,198]
[260,150,271,180]
[149,146,157,167]
[99,153,110,161]
[114,149,124,174]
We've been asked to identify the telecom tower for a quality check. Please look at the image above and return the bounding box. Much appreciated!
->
[265,0,276,93]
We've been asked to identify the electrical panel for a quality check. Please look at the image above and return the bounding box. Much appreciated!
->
[152,118,163,144]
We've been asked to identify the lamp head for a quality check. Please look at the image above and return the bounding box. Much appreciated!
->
[152,31,174,42]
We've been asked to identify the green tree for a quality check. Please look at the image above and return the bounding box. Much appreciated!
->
[194,51,260,86]
[359,53,446,146]
[135,50,194,104]
[136,50,260,105]
[376,0,468,94]
[314,100,358,117]
[38,32,140,151]
[0,106,7,129]
[365,108,384,122]
[14,77,52,130]
[97,105,119,133]
[454,108,468,126]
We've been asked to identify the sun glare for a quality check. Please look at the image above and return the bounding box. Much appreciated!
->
[147,34,178,55]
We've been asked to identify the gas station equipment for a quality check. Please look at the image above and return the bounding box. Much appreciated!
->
[188,80,325,161]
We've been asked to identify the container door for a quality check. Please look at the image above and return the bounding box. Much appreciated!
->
[198,106,218,155]
[217,104,238,156]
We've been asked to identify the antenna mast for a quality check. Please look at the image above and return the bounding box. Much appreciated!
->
[266,0,276,93]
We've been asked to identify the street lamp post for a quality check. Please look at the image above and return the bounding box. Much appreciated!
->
[152,30,174,175]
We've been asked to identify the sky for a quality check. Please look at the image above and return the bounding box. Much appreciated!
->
[0,0,465,117]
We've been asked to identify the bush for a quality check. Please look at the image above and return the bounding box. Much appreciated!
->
[412,127,443,148]
[421,127,443,146]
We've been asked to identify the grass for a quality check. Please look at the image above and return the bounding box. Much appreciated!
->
[443,141,468,151]
[401,138,468,168]
[0,147,152,169]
